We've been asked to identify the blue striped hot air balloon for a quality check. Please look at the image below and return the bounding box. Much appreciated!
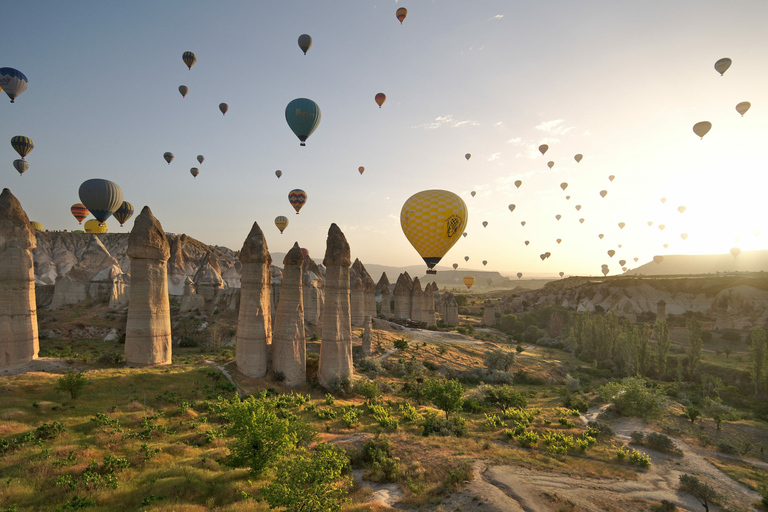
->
[113,201,134,227]
[0,68,28,103]
[285,98,321,146]
[78,179,123,224]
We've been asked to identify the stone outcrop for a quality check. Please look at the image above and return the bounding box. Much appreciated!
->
[656,300,666,322]
[393,272,413,320]
[109,273,129,309]
[440,291,460,326]
[354,260,377,321]
[270,266,282,320]
[376,272,392,318]
[349,262,365,327]
[49,235,121,308]
[193,251,225,302]
[179,277,205,313]
[318,224,353,388]
[236,222,273,379]
[0,189,39,367]
[410,277,424,323]
[711,285,768,330]
[482,299,496,326]
[272,243,305,386]
[166,236,188,295]
[362,315,372,356]
[422,282,436,327]
[124,207,172,366]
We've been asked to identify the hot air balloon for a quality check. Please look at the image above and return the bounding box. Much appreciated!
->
[618,222,625,229]
[30,221,44,232]
[464,256,469,262]
[462,232,467,237]
[538,144,548,155]
[633,257,639,263]
[289,189,307,214]
[560,182,568,191]
[575,205,581,211]
[275,216,289,234]
[555,214,561,221]
[663,244,669,249]
[730,247,741,257]
[487,278,493,286]
[653,255,664,264]
[601,267,609,276]
[190,167,199,178]
[600,190,607,198]
[275,170,282,178]
[556,239,562,244]
[285,98,321,146]
[677,206,686,214]
[598,234,604,239]
[396,7,408,23]
[375,93,386,108]
[658,224,665,231]
[559,272,564,278]
[508,204,515,212]
[452,263,458,270]
[579,218,585,224]
[608,175,615,182]
[113,201,134,227]
[514,180,522,188]
[574,154,583,163]
[565,196,570,200]
[465,153,471,161]
[163,152,174,164]
[681,233,688,240]
[693,121,712,139]
[524,241,529,245]
[714,57,731,76]
[219,103,229,115]
[182,51,197,70]
[471,191,476,197]
[540,254,546,261]
[84,219,108,234]
[358,166,365,175]
[660,198,667,204]
[298,34,312,55]
[619,259,626,266]
[70,203,89,224]
[608,250,615,257]
[179,85,188,98]
[400,190,467,274]
[517,272,523,279]
[463,276,474,289]
[482,260,487,266]
[736,101,751,117]
[11,136,33,159]
[78,179,123,224]
[13,159,28,176]
[647,221,653,226]
[0,68,28,103]
[197,155,204,164]
[547,161,554,169]
[482,221,488,228]
[521,221,526,227]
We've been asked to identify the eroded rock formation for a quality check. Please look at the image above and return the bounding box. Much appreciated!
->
[376,272,392,318]
[393,272,413,320]
[410,277,424,323]
[272,243,305,386]
[49,235,121,308]
[482,299,496,326]
[440,291,459,326]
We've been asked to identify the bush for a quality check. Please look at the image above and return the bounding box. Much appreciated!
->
[393,338,409,350]
[562,394,588,413]
[55,371,88,399]
[484,385,527,410]
[422,378,464,419]
[341,409,359,429]
[586,420,614,438]
[353,380,381,404]
[420,411,467,437]
[630,431,645,444]
[398,402,422,423]
[356,357,385,375]
[598,377,665,419]
[679,474,721,511]
[362,435,400,483]
[484,348,516,372]
[644,432,682,456]
[516,430,539,448]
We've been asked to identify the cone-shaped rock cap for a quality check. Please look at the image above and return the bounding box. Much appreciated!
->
[376,272,390,292]
[284,242,305,266]
[127,206,170,261]
[0,188,35,250]
[323,223,351,267]
[240,221,272,265]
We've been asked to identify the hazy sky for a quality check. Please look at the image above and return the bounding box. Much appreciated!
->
[2,1,766,277]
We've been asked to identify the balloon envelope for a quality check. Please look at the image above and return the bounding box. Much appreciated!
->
[219,103,229,115]
[730,247,741,257]
[693,121,712,139]
[471,191,476,197]
[575,205,581,211]
[190,167,199,178]
[358,166,365,175]
[375,92,386,108]
[197,155,204,164]
[514,180,522,188]
[452,263,458,270]
[465,153,471,161]
[508,204,515,212]
[482,221,488,227]
[84,219,108,233]
[574,154,583,163]
[517,272,523,279]
[298,34,312,54]
[538,144,548,155]
[113,201,134,227]
[560,182,568,191]
[547,161,554,169]
[608,250,615,257]
[714,57,731,76]
[11,136,33,159]
[653,255,664,264]
[78,179,123,224]
[618,222,625,229]
[735,101,750,117]
[0,68,28,103]
[463,276,474,289]
[275,170,282,178]
[70,203,89,224]
[400,190,468,271]
[182,51,197,69]
[396,7,407,23]
[608,175,615,182]
[285,98,321,146]
[163,152,174,164]
[677,206,686,214]
[289,189,307,214]
[275,216,289,233]
[179,85,188,98]
[482,260,487,266]
[600,190,607,198]
[30,221,44,232]
[13,159,28,176]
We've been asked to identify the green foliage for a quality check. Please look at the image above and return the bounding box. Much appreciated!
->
[515,430,539,448]
[686,317,704,380]
[749,327,767,398]
[55,371,88,399]
[341,408,359,429]
[420,410,467,437]
[140,443,160,461]
[393,338,409,350]
[679,474,722,511]
[356,357,385,375]
[353,380,381,404]
[324,393,335,406]
[221,394,315,476]
[422,378,464,419]
[484,384,527,410]
[259,444,351,512]
[454,295,468,307]
[684,405,701,424]
[175,317,205,347]
[616,446,652,467]
[598,376,665,419]
[362,435,401,482]
[55,495,96,511]
[369,404,399,430]
[398,402,422,423]
[643,432,682,456]
[483,413,505,430]
[501,407,537,427]
[653,321,671,376]
[484,348,516,372]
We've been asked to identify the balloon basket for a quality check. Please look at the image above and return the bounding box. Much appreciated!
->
[426,269,437,275]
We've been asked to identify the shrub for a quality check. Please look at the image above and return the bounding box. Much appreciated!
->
[420,411,467,437]
[55,371,88,399]
[369,405,398,430]
[393,338,409,350]
[484,349,516,372]
[598,377,665,419]
[483,413,505,430]
[563,373,581,392]
[398,402,422,423]
[356,357,385,375]
[325,374,352,395]
[353,380,382,404]
[644,432,682,456]
[362,435,400,482]
[562,394,588,413]
[587,420,614,438]
[679,474,722,511]
[325,393,335,406]
[484,385,527,410]
[422,378,464,419]
[516,430,539,448]
[630,431,645,444]
[341,409,359,429]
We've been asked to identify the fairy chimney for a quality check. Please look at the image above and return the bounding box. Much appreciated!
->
[272,243,306,386]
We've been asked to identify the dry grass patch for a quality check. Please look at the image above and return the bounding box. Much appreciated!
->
[707,457,768,491]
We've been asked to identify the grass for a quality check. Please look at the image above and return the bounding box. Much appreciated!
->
[707,457,768,492]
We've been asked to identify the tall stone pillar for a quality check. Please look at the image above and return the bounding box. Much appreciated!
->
[442,292,460,326]
[410,277,424,323]
[352,259,377,321]
[125,207,172,366]
[482,299,496,326]
[393,272,413,320]
[423,282,436,327]
[656,300,666,323]
[318,224,353,388]
[362,315,373,356]
[376,272,391,318]
[236,222,272,379]
[0,189,38,367]
[349,263,365,327]
[272,243,306,386]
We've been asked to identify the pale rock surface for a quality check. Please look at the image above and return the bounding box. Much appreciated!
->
[440,291,460,326]
[179,276,205,313]
[193,251,225,302]
[349,262,365,327]
[166,236,188,296]
[710,285,768,330]
[0,189,39,367]
[49,235,121,308]
[422,282,436,327]
[109,273,129,309]
[352,259,377,321]
[656,300,666,322]
[124,206,172,366]
[362,315,372,356]
[376,272,392,318]
[410,277,424,323]
[272,243,306,386]
[482,299,496,326]
[393,272,413,320]
[614,297,639,323]
[236,222,273,379]
[318,224,353,388]
[270,266,282,320]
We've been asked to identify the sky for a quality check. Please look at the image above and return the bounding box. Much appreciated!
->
[2,0,767,277]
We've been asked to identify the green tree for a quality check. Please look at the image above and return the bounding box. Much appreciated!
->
[483,385,527,410]
[598,376,665,419]
[684,405,700,424]
[353,380,381,404]
[679,474,722,512]
[55,371,88,399]
[222,394,315,476]
[423,378,464,420]
[393,338,409,350]
[484,348,515,372]
[653,320,670,376]
[686,317,704,380]
[260,444,351,512]
[749,327,767,398]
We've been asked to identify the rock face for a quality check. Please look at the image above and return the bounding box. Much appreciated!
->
[272,243,305,386]
[49,235,121,308]
[656,300,666,322]
[124,207,172,366]
[362,315,373,356]
[440,291,460,326]
[236,222,273,379]
[349,262,365,327]
[0,189,39,367]
[376,272,392,318]
[179,277,205,313]
[393,272,413,320]
[711,285,768,330]
[109,273,129,309]
[193,251,225,302]
[302,252,324,325]
[482,299,496,326]
[318,224,353,388]
[422,282,436,326]
[410,277,424,323]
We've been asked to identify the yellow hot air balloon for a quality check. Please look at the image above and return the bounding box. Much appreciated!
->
[275,216,289,234]
[618,222,625,229]
[660,198,667,204]
[677,206,686,214]
[463,276,475,289]
[182,51,197,70]
[714,57,731,76]
[84,219,108,233]
[659,224,666,231]
[693,121,712,139]
[730,247,741,257]
[400,190,468,274]
[735,101,751,117]
[663,244,669,249]
[681,233,688,240]
[30,221,44,231]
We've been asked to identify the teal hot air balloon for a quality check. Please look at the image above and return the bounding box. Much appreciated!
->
[113,201,134,227]
[0,68,29,103]
[78,179,123,224]
[285,98,321,146]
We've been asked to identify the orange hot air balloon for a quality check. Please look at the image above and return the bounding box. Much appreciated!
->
[463,276,474,289]
[396,7,407,24]
[375,93,386,108]
[358,166,365,175]
[70,203,89,224]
